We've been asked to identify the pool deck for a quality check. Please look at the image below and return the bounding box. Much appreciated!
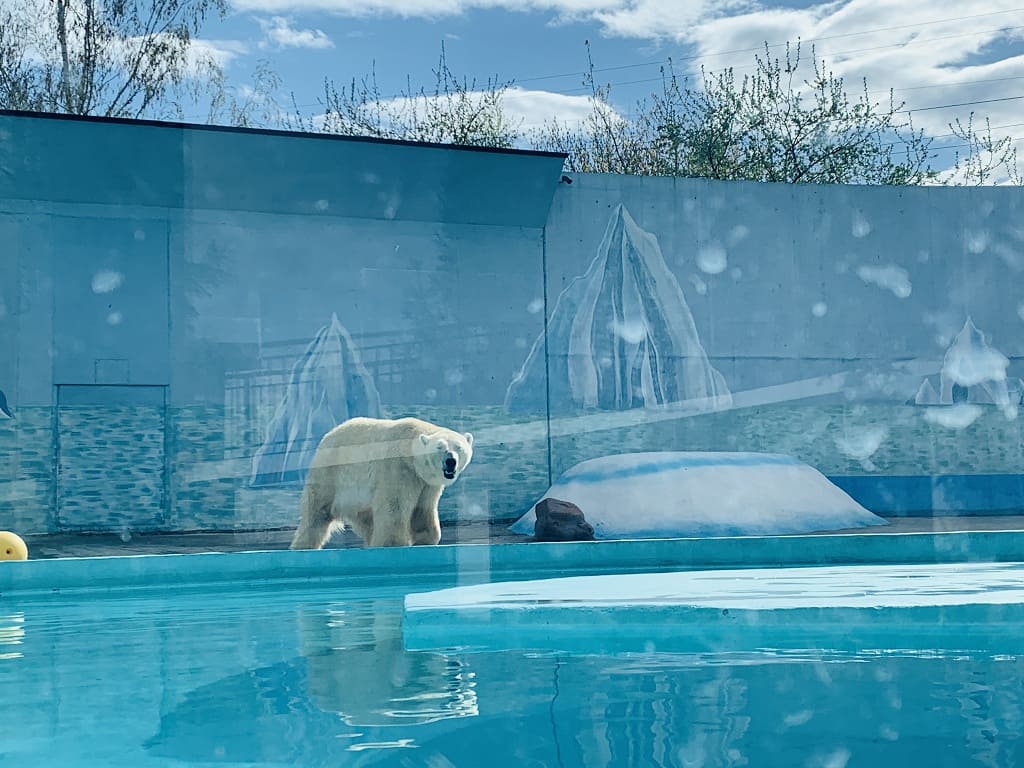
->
[19,515,1024,559]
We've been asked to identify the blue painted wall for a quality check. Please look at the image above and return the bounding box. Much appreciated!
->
[0,111,1022,535]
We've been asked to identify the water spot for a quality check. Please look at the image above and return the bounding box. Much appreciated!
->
[526,298,544,314]
[361,172,381,184]
[514,337,528,349]
[917,250,930,263]
[696,242,728,274]
[444,369,464,386]
[835,425,888,472]
[688,274,708,296]
[727,225,749,245]
[812,302,828,318]
[599,354,612,369]
[816,748,851,768]
[609,319,647,344]
[1017,304,1024,322]
[856,265,911,298]
[92,270,124,294]
[119,529,132,543]
[133,229,146,242]
[784,710,814,727]
[852,211,871,237]
[314,199,329,211]
[107,311,123,326]
[965,230,988,254]
[879,725,899,742]
[424,388,437,401]
[730,267,743,280]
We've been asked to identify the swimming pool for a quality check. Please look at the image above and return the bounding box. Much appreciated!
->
[2,533,1024,767]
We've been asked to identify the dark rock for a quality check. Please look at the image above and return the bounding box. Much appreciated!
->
[534,498,595,542]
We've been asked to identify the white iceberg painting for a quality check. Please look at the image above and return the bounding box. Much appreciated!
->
[914,318,1021,419]
[505,203,732,413]
[250,313,381,487]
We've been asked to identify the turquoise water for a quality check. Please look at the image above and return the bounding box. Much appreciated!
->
[2,577,1023,767]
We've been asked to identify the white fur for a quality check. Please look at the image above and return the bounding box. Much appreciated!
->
[290,417,474,549]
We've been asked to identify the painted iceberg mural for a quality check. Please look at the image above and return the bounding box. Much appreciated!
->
[250,313,381,488]
[505,203,732,413]
[914,318,1022,419]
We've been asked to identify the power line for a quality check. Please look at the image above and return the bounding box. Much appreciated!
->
[870,75,1024,95]
[908,94,1024,113]
[253,14,1024,116]
[559,25,1024,95]
[514,7,1024,86]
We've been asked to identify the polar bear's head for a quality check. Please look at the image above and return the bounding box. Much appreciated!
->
[412,430,474,487]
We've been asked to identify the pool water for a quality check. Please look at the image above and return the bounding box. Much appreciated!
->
[2,575,1023,767]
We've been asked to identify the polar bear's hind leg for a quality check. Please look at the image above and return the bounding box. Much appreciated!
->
[290,480,337,550]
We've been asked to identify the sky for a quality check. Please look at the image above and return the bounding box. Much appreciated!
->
[19,0,1024,175]
[185,0,1024,176]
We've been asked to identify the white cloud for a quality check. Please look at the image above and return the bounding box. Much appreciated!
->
[230,0,654,19]
[676,1,1024,179]
[503,87,618,131]
[319,86,619,136]
[183,38,250,71]
[257,16,334,49]
[0,0,248,75]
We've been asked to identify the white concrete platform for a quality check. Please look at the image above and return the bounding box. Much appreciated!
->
[403,562,1024,656]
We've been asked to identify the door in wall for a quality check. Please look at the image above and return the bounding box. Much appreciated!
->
[50,215,171,533]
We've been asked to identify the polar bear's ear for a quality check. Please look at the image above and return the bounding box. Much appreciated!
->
[418,434,432,446]
[463,432,474,447]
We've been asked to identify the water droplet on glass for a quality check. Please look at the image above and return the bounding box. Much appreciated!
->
[696,243,728,275]
[92,270,124,294]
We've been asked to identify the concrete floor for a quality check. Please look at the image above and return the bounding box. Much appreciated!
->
[18,515,1024,559]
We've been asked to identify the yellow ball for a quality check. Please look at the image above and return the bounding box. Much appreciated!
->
[0,531,28,561]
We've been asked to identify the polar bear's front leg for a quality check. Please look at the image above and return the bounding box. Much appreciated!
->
[368,490,414,547]
[411,486,443,545]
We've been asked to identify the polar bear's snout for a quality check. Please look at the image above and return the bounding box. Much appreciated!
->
[443,452,458,479]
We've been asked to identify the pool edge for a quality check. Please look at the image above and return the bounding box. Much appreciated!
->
[3,529,1024,601]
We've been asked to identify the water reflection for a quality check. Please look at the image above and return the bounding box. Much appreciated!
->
[0,612,24,660]
[298,599,478,727]
[145,599,477,764]
[142,602,1024,767]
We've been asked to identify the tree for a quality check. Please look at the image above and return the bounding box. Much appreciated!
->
[946,114,1021,186]
[302,42,522,148]
[533,42,948,185]
[0,0,230,120]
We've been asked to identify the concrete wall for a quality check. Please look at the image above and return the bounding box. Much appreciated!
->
[1,111,1022,535]
[0,112,563,534]
[540,174,1024,514]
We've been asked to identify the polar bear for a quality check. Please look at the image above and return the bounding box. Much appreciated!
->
[289,417,474,550]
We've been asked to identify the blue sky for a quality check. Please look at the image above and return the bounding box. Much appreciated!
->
[149,1,1024,175]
